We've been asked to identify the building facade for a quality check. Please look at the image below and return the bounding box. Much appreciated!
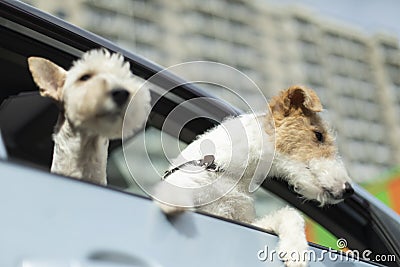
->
[23,0,400,182]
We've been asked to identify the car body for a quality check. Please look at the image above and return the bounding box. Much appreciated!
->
[0,1,399,266]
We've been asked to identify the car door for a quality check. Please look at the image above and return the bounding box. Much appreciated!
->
[0,160,380,267]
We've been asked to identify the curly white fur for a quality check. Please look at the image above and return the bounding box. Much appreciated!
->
[28,49,151,185]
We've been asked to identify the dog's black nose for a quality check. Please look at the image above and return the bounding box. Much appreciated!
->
[342,182,354,198]
[111,88,130,106]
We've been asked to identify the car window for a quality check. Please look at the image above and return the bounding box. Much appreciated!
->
[108,126,187,196]
[0,38,341,256]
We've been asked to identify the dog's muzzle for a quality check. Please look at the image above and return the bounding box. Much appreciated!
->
[110,88,130,107]
[324,182,354,201]
[342,182,354,198]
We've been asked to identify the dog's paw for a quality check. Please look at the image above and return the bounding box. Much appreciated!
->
[277,242,309,267]
[156,201,186,215]
[278,250,308,267]
[283,258,308,267]
[152,181,194,216]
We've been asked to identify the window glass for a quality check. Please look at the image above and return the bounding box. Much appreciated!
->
[108,126,187,196]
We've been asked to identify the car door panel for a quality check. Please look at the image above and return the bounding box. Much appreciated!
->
[0,161,377,267]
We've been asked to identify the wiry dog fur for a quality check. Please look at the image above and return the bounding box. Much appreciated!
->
[28,49,150,185]
[154,85,353,267]
[268,87,351,206]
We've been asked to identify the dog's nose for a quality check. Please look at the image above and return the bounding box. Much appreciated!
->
[342,182,354,199]
[111,88,130,106]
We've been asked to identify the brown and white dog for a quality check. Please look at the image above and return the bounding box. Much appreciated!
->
[154,85,353,267]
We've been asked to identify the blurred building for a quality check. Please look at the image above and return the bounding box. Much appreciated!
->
[277,9,400,181]
[23,0,400,182]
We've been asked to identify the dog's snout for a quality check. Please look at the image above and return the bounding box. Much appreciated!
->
[111,88,130,106]
[342,182,354,198]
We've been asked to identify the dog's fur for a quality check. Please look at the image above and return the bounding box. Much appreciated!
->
[154,85,353,267]
[28,49,150,185]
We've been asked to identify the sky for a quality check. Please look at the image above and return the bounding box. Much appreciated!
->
[264,0,400,40]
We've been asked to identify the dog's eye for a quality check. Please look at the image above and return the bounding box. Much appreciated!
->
[79,74,92,82]
[314,131,324,143]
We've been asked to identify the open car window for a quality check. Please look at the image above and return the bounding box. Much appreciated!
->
[108,126,188,194]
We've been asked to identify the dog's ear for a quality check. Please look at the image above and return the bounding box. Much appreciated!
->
[286,85,323,113]
[28,57,66,102]
[269,85,323,117]
[271,85,322,115]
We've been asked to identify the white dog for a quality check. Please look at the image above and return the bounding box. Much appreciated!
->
[28,49,150,185]
[154,85,354,267]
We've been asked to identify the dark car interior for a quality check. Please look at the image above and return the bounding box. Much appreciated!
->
[0,1,399,266]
